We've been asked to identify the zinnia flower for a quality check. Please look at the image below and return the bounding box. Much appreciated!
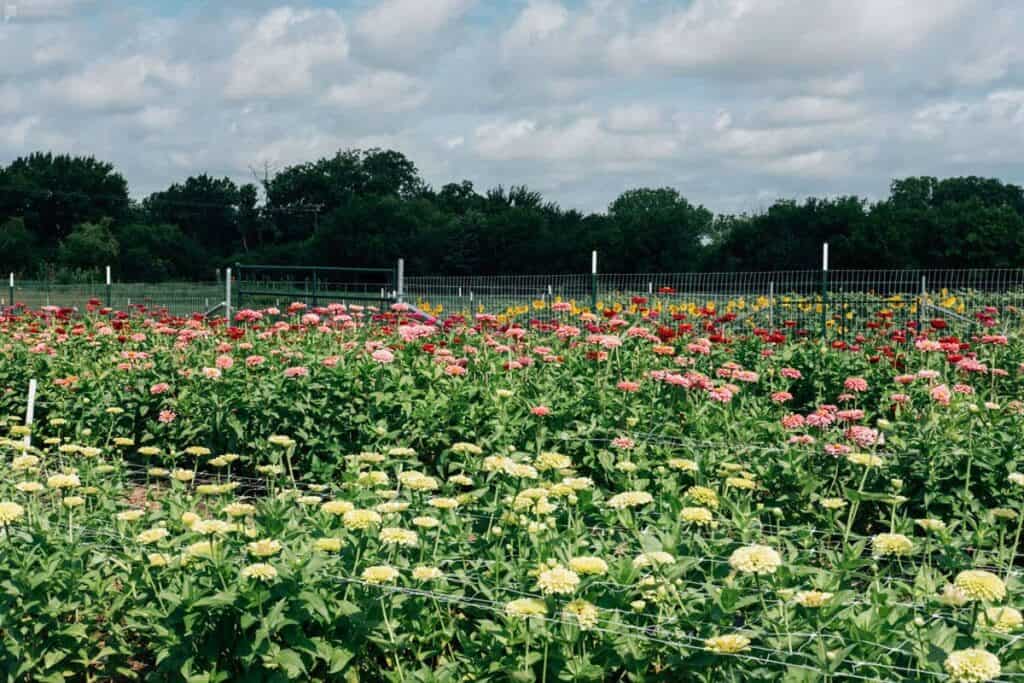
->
[241,563,278,582]
[944,649,1000,682]
[705,634,751,654]
[728,544,781,575]
[536,565,580,595]
[954,570,1006,602]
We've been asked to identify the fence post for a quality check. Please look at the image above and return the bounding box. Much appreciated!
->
[591,250,598,311]
[397,258,405,303]
[8,273,13,310]
[769,281,775,329]
[225,267,232,324]
[311,270,319,307]
[105,266,112,309]
[821,243,829,338]
[917,275,925,334]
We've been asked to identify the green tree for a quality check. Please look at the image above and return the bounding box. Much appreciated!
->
[57,219,120,271]
[0,217,36,275]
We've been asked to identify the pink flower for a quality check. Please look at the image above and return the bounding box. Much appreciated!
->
[843,377,868,392]
[215,354,234,370]
[301,313,321,325]
[322,356,340,367]
[788,434,815,445]
[616,380,640,392]
[890,393,911,405]
[611,436,635,449]
[284,366,309,378]
[445,364,466,377]
[781,414,806,430]
[780,367,803,380]
[708,387,734,403]
[158,409,176,424]
[530,405,551,416]
[930,384,952,405]
[845,426,878,448]
[551,301,572,312]
[952,383,974,395]
[771,391,793,403]
[246,355,266,367]
[201,367,222,380]
[150,382,170,395]
[894,374,915,385]
[824,443,852,457]
[836,409,864,422]
[372,349,395,364]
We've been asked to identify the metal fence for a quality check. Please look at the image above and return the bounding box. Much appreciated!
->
[3,263,1023,336]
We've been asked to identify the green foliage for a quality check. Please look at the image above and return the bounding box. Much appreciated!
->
[57,218,120,270]
[1,148,1024,279]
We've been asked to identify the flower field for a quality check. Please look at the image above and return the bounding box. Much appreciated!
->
[1,299,1023,682]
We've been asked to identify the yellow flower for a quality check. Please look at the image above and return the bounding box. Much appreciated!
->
[171,469,194,483]
[15,482,43,493]
[633,551,675,568]
[505,598,547,617]
[387,447,417,458]
[535,451,572,471]
[450,442,483,456]
[138,446,161,456]
[944,649,1001,683]
[223,503,256,517]
[536,565,580,595]
[954,570,1006,602]
[361,565,399,584]
[412,566,443,581]
[116,510,145,522]
[314,537,343,552]
[379,527,418,547]
[412,516,440,528]
[606,491,653,509]
[186,541,217,558]
[728,544,781,575]
[978,607,1023,633]
[872,533,913,557]
[184,446,211,457]
[725,476,756,490]
[0,501,25,524]
[563,599,599,630]
[321,500,355,516]
[680,506,715,526]
[180,511,200,528]
[667,458,698,472]
[705,634,751,654]
[147,553,171,567]
[793,590,834,608]
[137,527,169,544]
[568,556,608,576]
[428,497,460,510]
[11,454,40,470]
[62,496,85,508]
[343,509,382,530]
[268,435,296,448]
[192,519,234,535]
[820,497,847,510]
[685,485,719,509]
[915,518,946,532]
[113,437,134,447]
[47,473,81,490]
[247,538,282,557]
[241,563,278,582]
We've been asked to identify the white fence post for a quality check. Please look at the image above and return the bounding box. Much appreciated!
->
[397,258,405,303]
[225,267,232,323]
[769,281,775,328]
[23,379,37,453]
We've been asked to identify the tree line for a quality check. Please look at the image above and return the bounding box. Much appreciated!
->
[1,149,1022,282]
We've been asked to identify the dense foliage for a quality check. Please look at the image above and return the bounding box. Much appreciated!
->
[0,296,1022,681]
[2,150,1024,281]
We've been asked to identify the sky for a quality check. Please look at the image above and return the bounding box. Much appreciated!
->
[1,0,1023,214]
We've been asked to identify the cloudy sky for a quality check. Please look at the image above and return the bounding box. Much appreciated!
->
[1,0,1023,213]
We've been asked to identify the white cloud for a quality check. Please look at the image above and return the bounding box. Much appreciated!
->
[606,104,663,132]
[325,71,428,113]
[226,7,349,100]
[474,116,681,166]
[355,0,474,64]
[949,47,1019,86]
[0,115,39,146]
[607,0,969,76]
[44,55,190,110]
[134,106,181,130]
[759,96,864,126]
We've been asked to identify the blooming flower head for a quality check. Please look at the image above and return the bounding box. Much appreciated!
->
[0,501,26,524]
[607,491,653,510]
[314,537,343,552]
[680,506,715,526]
[379,527,418,547]
[361,565,399,584]
[536,564,580,595]
[685,486,719,508]
[247,538,282,557]
[563,599,599,630]
[728,544,781,575]
[944,649,1001,683]
[412,566,443,581]
[241,563,278,582]
[793,590,834,608]
[705,634,751,654]
[568,556,608,576]
[872,533,914,557]
[505,598,547,618]
[954,570,1006,602]
[632,551,675,568]
[343,509,382,530]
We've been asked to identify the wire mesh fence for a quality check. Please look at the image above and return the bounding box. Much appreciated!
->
[2,267,1022,336]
